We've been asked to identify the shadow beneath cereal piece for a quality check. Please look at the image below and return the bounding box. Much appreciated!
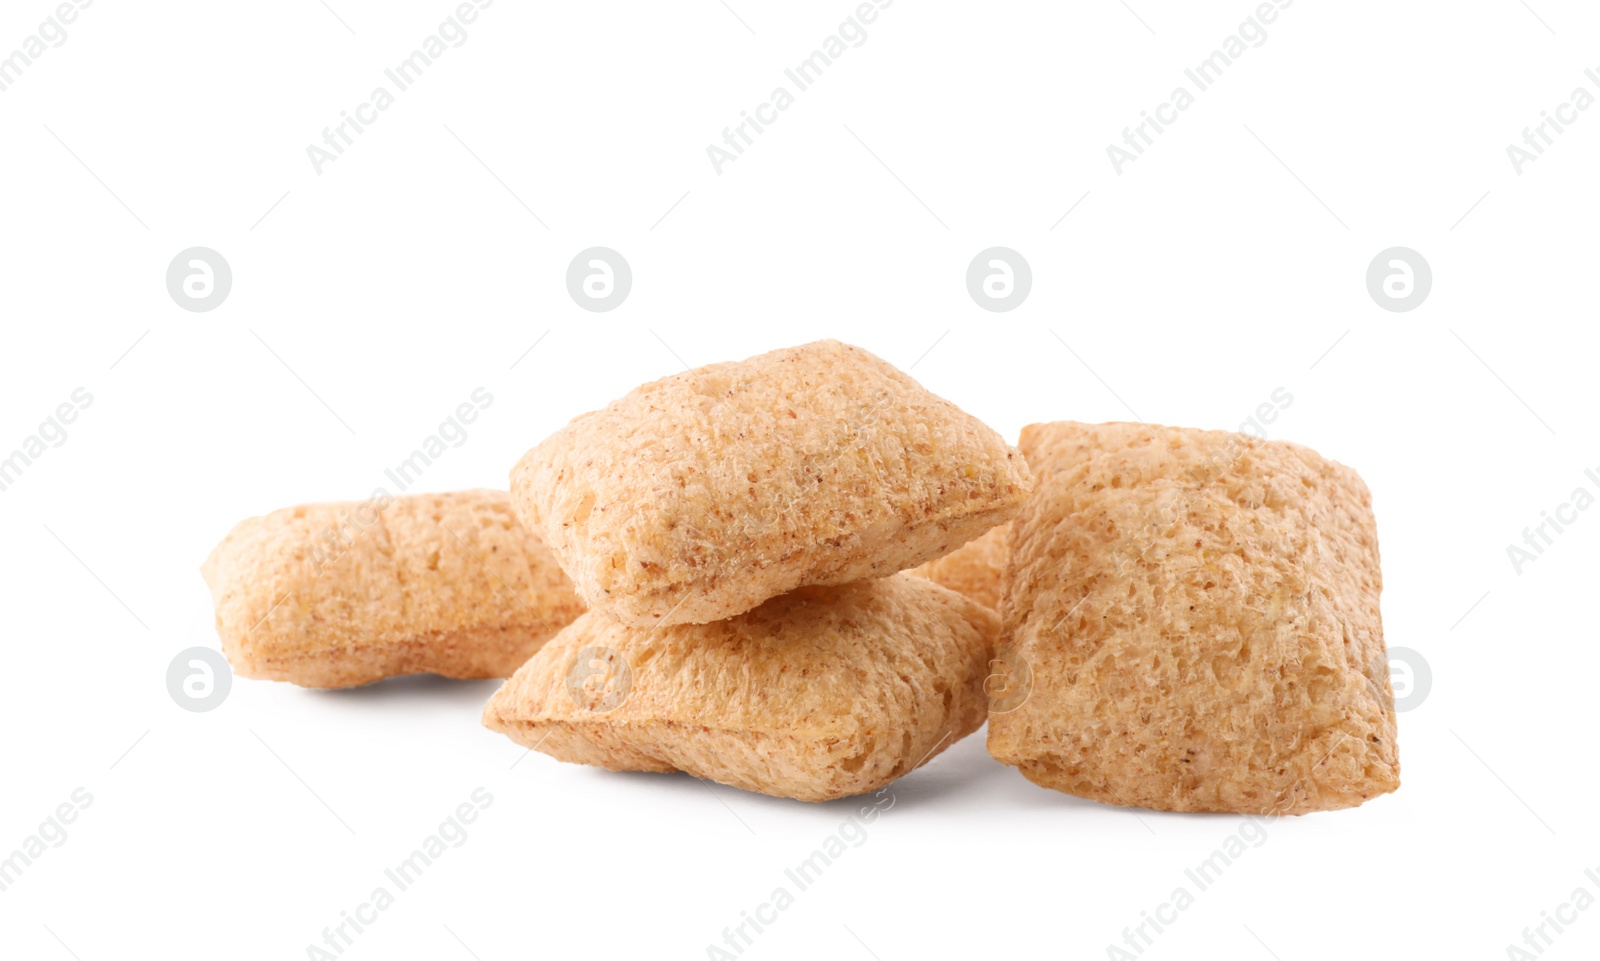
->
[301,672,503,709]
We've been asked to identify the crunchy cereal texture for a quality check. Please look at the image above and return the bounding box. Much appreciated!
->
[482,575,997,801]
[1017,420,1108,485]
[201,490,585,689]
[510,340,1032,627]
[909,523,1010,611]
[989,422,1398,815]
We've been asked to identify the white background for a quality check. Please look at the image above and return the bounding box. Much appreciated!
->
[2,1,1596,958]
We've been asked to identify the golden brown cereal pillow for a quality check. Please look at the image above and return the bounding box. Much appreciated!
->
[201,490,584,689]
[909,522,1010,610]
[511,340,1032,627]
[989,422,1398,815]
[1017,420,1107,484]
[482,575,997,801]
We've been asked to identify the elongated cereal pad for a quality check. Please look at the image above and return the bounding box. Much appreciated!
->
[202,490,584,688]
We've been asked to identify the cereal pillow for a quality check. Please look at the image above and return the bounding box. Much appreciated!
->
[511,340,1031,626]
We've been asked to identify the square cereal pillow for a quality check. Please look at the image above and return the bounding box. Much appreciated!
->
[482,574,996,801]
[989,422,1399,815]
[511,340,1031,626]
